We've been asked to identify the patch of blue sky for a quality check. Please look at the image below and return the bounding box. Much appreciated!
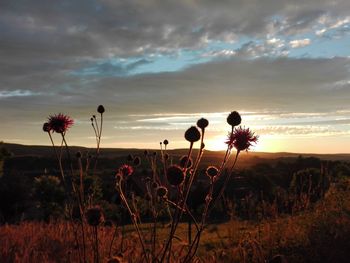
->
[70,39,249,77]
[287,26,350,58]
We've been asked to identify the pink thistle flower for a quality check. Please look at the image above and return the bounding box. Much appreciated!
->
[118,164,134,178]
[47,113,74,133]
[226,126,258,152]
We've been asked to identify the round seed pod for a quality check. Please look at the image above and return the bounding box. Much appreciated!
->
[156,186,168,198]
[166,165,185,186]
[206,166,219,178]
[97,105,105,114]
[43,122,50,132]
[86,206,104,226]
[179,155,193,169]
[227,111,241,126]
[197,118,209,129]
[184,126,201,143]
[126,154,133,162]
[163,139,169,145]
[133,156,141,167]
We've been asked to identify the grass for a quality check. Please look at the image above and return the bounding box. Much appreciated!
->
[1,179,349,263]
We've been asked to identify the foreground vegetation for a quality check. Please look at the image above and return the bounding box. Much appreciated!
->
[1,178,349,262]
[1,106,350,262]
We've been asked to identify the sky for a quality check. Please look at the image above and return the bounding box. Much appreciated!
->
[0,0,350,153]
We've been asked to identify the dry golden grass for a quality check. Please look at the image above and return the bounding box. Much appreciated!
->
[1,179,350,263]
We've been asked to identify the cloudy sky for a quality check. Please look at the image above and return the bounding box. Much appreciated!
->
[1,0,350,153]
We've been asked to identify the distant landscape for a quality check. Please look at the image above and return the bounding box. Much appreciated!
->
[1,141,350,262]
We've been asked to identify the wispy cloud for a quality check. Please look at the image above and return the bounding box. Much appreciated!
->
[289,38,311,48]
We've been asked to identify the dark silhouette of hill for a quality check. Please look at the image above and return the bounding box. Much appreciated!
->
[2,142,350,169]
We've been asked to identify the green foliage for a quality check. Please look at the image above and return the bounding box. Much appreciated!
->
[33,175,65,221]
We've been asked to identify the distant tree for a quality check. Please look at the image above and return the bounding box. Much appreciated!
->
[33,175,65,221]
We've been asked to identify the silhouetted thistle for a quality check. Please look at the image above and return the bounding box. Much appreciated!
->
[197,118,209,130]
[227,111,241,126]
[156,186,168,198]
[206,166,219,178]
[118,164,134,178]
[47,113,74,133]
[42,122,50,132]
[163,139,169,145]
[85,206,104,226]
[226,126,258,152]
[152,181,159,189]
[133,156,141,167]
[127,154,133,162]
[184,126,201,143]
[166,165,185,186]
[179,155,193,169]
[97,105,105,114]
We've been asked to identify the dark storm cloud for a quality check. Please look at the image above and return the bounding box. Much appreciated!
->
[1,0,350,60]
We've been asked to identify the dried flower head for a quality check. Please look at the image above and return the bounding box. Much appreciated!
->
[179,155,193,169]
[133,156,141,167]
[197,118,209,129]
[126,154,133,162]
[118,164,134,178]
[226,126,258,152]
[85,206,104,226]
[227,111,241,126]
[42,122,50,132]
[184,126,201,143]
[152,181,159,189]
[47,113,74,133]
[97,105,105,114]
[206,166,219,178]
[156,186,168,198]
[163,139,169,145]
[76,151,82,158]
[166,165,185,186]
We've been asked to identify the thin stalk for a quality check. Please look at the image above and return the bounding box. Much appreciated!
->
[61,133,87,263]
[108,225,119,257]
[208,150,240,215]
[94,226,100,263]
[118,183,149,263]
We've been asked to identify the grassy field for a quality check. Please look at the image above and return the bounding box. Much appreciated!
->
[1,178,349,263]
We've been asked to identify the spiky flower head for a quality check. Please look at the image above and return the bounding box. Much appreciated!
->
[226,126,258,152]
[42,122,50,132]
[163,139,169,145]
[118,164,134,178]
[166,165,185,186]
[227,111,241,127]
[85,206,104,226]
[184,126,201,143]
[156,186,168,198]
[97,105,105,114]
[206,166,219,178]
[179,155,193,169]
[47,113,74,133]
[197,118,209,130]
